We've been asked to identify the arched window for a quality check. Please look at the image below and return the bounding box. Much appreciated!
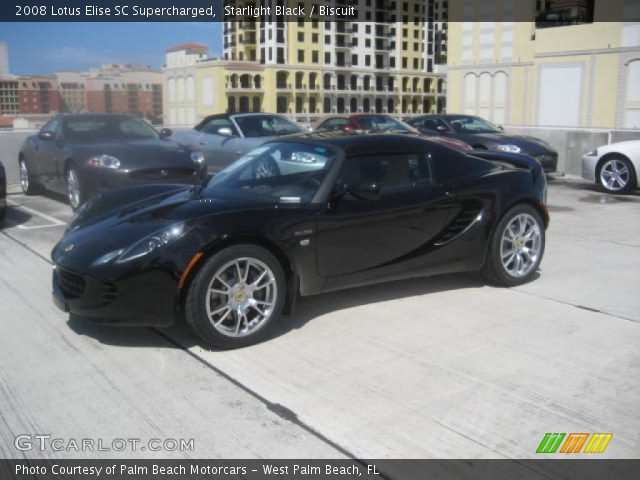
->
[351,75,358,91]
[375,98,383,113]
[276,71,288,89]
[240,74,250,89]
[387,99,394,113]
[252,96,261,112]
[337,97,345,113]
[363,98,370,112]
[309,96,317,113]
[464,73,477,115]
[323,97,331,113]
[350,98,357,112]
[186,76,195,102]
[323,73,332,90]
[277,96,288,113]
[296,96,304,113]
[176,77,185,102]
[168,78,176,102]
[227,96,236,113]
[254,75,262,89]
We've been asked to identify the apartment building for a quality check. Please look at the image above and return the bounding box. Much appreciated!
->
[446,0,640,129]
[165,0,446,125]
[0,74,61,116]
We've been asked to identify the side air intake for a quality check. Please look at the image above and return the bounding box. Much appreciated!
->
[434,201,484,246]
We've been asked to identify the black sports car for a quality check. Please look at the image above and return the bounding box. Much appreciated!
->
[19,114,207,210]
[407,114,558,173]
[0,161,6,222]
[52,133,549,348]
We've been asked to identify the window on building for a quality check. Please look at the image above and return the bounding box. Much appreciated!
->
[298,32,304,42]
[325,52,331,64]
[312,51,319,63]
[352,54,358,66]
[298,50,305,62]
[365,55,371,66]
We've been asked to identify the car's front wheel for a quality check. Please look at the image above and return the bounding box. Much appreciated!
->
[598,156,636,194]
[185,244,286,348]
[65,166,85,210]
[19,157,37,195]
[482,204,545,286]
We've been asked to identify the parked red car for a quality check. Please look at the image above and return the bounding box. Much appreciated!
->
[314,114,472,152]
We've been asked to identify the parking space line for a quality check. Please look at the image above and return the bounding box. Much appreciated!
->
[6,199,67,228]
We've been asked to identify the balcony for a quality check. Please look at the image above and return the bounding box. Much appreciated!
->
[225,82,264,92]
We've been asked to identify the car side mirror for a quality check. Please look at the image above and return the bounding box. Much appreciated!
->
[498,125,504,132]
[436,125,448,133]
[217,127,234,137]
[348,182,381,201]
[159,128,172,138]
[38,131,54,141]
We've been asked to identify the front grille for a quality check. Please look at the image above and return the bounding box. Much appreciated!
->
[99,281,118,305]
[129,167,196,181]
[57,268,85,299]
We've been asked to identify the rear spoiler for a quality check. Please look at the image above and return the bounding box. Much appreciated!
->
[469,151,544,182]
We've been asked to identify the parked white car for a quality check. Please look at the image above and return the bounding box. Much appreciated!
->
[582,140,640,193]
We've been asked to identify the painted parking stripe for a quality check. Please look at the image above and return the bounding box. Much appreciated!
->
[6,199,67,229]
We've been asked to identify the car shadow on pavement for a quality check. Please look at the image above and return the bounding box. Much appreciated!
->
[0,201,32,228]
[66,313,187,349]
[269,272,487,342]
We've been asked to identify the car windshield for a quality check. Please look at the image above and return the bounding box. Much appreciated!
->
[446,116,502,134]
[62,116,160,141]
[356,115,416,133]
[234,115,306,138]
[202,142,336,204]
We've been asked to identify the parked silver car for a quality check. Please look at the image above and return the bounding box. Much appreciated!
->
[172,113,308,174]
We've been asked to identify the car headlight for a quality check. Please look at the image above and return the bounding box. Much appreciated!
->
[191,151,205,164]
[496,144,522,153]
[116,222,190,263]
[88,154,121,169]
[585,148,598,156]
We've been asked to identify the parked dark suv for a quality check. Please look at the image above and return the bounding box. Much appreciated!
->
[407,114,558,173]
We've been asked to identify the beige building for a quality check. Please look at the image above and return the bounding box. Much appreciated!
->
[164,0,447,126]
[446,0,640,129]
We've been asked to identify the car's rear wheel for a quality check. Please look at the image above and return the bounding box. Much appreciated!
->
[482,204,545,286]
[65,166,85,211]
[598,156,636,194]
[185,244,286,348]
[19,158,37,195]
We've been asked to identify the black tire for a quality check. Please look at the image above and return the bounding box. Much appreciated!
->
[65,166,86,211]
[19,157,38,195]
[0,177,6,222]
[185,244,286,348]
[597,155,636,194]
[482,204,545,287]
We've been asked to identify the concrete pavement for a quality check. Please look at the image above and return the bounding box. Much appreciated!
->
[0,179,638,460]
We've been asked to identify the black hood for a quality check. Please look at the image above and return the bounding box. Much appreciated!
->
[74,138,195,168]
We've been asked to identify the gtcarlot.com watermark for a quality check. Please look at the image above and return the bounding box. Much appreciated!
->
[15,434,194,453]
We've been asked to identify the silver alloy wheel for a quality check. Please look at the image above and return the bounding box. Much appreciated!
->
[66,169,81,209]
[19,160,29,192]
[500,213,542,278]
[600,159,630,192]
[205,257,277,338]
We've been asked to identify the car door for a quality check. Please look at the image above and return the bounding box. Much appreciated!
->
[316,151,452,282]
[34,117,64,189]
[196,118,240,173]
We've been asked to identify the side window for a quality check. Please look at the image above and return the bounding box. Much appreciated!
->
[202,118,237,135]
[319,118,348,131]
[414,118,446,132]
[41,118,61,135]
[339,153,433,194]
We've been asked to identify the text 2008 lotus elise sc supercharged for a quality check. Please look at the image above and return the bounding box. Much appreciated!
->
[52,133,549,348]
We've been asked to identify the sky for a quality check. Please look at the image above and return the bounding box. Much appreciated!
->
[0,23,222,74]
